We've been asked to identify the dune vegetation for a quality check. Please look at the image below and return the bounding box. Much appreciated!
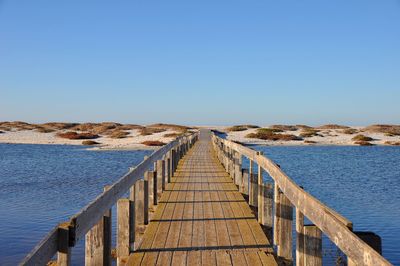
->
[141,140,166,146]
[246,128,302,141]
[352,134,373,142]
[57,131,99,140]
[82,140,100,145]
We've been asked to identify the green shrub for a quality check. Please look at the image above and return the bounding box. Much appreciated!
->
[363,124,400,135]
[342,128,358,134]
[139,127,166,136]
[270,125,298,131]
[141,140,166,146]
[299,129,320,138]
[57,131,99,140]
[82,140,100,145]
[317,124,350,129]
[352,134,373,141]
[109,130,129,139]
[246,131,302,141]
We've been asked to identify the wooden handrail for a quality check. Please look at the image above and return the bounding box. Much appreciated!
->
[20,132,199,266]
[212,133,392,266]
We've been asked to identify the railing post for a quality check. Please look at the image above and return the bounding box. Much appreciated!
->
[134,180,145,227]
[257,151,263,224]
[85,186,112,266]
[273,183,281,247]
[234,151,241,186]
[117,198,131,266]
[261,183,273,228]
[157,159,166,192]
[57,222,71,266]
[153,169,158,206]
[249,173,258,207]
[129,184,135,252]
[241,168,249,195]
[145,171,154,211]
[296,209,305,266]
[302,225,322,266]
[143,175,149,225]
[249,159,254,205]
[277,192,293,262]
[167,156,171,183]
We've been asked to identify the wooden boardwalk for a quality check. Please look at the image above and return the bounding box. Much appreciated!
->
[127,130,277,265]
[22,129,391,266]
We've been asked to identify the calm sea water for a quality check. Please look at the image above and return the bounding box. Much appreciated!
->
[0,144,151,265]
[248,145,400,265]
[0,144,399,265]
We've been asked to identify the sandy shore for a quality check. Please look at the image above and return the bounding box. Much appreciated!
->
[1,123,399,149]
[218,126,400,146]
[0,129,182,150]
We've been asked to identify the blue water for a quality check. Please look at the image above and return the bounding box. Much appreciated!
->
[0,144,151,265]
[246,145,400,265]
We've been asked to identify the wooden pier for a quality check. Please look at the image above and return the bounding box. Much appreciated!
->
[21,129,392,266]
[126,130,276,265]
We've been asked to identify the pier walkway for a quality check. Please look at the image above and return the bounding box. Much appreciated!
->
[127,130,276,265]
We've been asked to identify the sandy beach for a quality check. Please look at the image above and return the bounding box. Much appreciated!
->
[0,122,192,150]
[1,123,399,149]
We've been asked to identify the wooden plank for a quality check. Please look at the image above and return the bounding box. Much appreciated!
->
[244,251,263,266]
[257,251,277,266]
[201,250,217,266]
[187,250,202,265]
[231,250,248,266]
[216,250,232,266]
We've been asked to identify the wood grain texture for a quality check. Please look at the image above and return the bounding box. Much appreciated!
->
[126,129,276,265]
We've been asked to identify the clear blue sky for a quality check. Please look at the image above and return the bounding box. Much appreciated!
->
[1,1,399,126]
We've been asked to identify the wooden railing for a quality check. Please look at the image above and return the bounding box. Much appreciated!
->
[20,132,199,266]
[211,132,392,266]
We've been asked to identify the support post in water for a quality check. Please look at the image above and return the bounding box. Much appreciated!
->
[250,173,258,207]
[145,171,154,210]
[273,182,281,247]
[153,169,158,206]
[143,174,149,225]
[261,183,273,228]
[157,159,165,192]
[167,157,171,183]
[128,185,135,252]
[242,168,249,195]
[117,199,131,266]
[249,159,254,205]
[84,186,112,266]
[277,192,293,262]
[303,225,322,266]
[296,208,305,266]
[135,180,145,227]
[257,151,264,224]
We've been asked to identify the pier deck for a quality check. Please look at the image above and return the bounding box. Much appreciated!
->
[127,130,277,265]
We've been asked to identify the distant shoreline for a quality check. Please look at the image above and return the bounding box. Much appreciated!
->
[1,122,399,148]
